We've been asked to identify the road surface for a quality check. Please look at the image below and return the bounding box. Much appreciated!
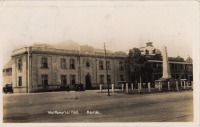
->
[3,90,193,122]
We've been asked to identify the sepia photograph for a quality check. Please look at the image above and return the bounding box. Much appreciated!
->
[0,0,199,126]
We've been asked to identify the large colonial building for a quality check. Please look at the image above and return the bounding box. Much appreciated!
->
[3,42,193,93]
[3,43,127,93]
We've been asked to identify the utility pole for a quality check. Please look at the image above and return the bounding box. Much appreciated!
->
[104,43,110,96]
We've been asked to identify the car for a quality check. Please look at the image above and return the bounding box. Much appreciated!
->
[74,83,84,91]
[60,85,70,91]
[3,84,13,94]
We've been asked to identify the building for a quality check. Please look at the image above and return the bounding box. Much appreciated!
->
[140,42,193,83]
[3,43,126,93]
[2,42,193,93]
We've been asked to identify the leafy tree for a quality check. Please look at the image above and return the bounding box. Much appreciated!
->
[125,48,153,85]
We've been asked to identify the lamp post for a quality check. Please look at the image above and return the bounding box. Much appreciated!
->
[104,43,110,96]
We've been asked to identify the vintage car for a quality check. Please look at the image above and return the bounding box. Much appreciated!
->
[60,85,70,91]
[3,84,13,94]
[74,83,84,91]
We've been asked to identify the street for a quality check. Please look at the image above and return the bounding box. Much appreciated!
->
[3,90,193,122]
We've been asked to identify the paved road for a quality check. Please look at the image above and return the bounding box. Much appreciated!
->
[3,90,193,122]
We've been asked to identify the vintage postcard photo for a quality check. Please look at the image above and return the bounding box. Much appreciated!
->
[0,0,199,126]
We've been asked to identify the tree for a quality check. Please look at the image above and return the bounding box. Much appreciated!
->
[125,48,152,85]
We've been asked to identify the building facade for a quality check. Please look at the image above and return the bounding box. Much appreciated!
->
[140,42,193,83]
[3,44,127,93]
[3,42,193,93]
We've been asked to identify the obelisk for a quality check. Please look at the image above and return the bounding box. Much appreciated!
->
[162,46,171,79]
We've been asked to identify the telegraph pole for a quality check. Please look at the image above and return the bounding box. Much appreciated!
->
[104,43,110,96]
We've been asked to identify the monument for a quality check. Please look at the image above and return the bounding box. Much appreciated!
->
[161,46,171,79]
[155,46,175,91]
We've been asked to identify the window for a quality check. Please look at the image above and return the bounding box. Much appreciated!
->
[70,59,75,69]
[18,76,22,86]
[185,65,187,70]
[175,64,178,70]
[157,63,162,70]
[61,75,67,85]
[41,57,48,68]
[119,62,124,70]
[171,64,175,70]
[107,75,111,84]
[61,58,67,69]
[120,75,124,81]
[100,75,104,84]
[99,61,104,70]
[42,75,48,86]
[152,49,156,54]
[153,63,157,69]
[179,64,183,70]
[86,61,90,67]
[18,58,22,70]
[106,61,111,70]
[70,75,76,85]
[145,50,149,55]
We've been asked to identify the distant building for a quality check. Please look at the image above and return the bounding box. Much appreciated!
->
[3,42,193,93]
[140,42,193,83]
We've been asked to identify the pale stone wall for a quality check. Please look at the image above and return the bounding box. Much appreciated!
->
[29,53,126,92]
[12,54,28,93]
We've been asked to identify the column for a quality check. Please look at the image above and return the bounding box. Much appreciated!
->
[168,82,170,91]
[159,82,161,92]
[100,84,102,93]
[148,82,151,92]
[122,84,124,91]
[181,81,183,87]
[176,81,179,91]
[131,83,134,90]
[183,81,186,90]
[126,83,128,94]
[112,84,114,93]
[138,83,141,93]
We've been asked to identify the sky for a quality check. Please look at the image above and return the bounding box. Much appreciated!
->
[0,1,199,65]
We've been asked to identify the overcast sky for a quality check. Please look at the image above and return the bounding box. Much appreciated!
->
[0,1,199,65]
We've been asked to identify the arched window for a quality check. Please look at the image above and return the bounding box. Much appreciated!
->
[70,59,75,69]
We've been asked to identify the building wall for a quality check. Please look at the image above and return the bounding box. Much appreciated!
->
[26,51,126,92]
[12,54,28,93]
[149,60,193,82]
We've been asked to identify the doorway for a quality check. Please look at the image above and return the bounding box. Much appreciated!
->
[85,74,92,90]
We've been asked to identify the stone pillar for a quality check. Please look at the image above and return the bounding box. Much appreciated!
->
[122,84,124,91]
[186,81,189,87]
[126,83,129,93]
[162,46,172,79]
[181,81,183,87]
[100,84,102,93]
[176,81,179,91]
[159,82,161,92]
[112,84,114,93]
[138,83,141,93]
[183,81,186,90]
[148,82,151,92]
[168,82,170,91]
[131,83,134,90]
